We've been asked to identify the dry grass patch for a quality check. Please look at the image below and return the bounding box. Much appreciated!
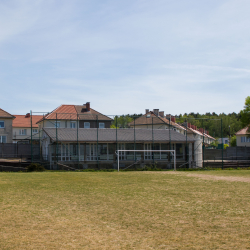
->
[1,171,250,249]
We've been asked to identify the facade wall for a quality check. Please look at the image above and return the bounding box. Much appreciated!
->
[0,119,13,143]
[39,120,112,129]
[79,120,112,128]
[236,135,250,147]
[13,127,40,142]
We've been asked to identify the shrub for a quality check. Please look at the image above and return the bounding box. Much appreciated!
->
[27,163,46,172]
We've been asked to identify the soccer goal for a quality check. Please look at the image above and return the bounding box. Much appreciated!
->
[115,150,176,171]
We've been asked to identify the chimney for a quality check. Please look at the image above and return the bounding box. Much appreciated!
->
[145,109,149,114]
[187,123,191,128]
[86,102,90,111]
[206,130,209,135]
[171,116,176,123]
[199,128,204,133]
[153,109,159,116]
[165,114,171,120]
[25,113,30,118]
[159,111,164,117]
[191,125,195,130]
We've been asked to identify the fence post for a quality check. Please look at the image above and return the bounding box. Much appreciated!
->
[96,115,99,169]
[221,118,223,169]
[152,117,154,163]
[56,113,58,168]
[77,113,79,168]
[30,110,33,162]
[134,117,136,161]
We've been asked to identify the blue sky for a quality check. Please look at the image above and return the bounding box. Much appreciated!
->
[0,0,249,116]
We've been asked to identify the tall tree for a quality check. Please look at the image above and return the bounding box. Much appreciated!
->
[240,96,250,134]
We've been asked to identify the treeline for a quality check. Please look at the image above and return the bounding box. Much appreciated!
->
[176,112,242,138]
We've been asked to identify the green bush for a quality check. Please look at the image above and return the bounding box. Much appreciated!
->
[230,135,237,147]
[27,163,46,172]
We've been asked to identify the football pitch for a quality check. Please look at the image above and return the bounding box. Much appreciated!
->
[1,171,250,249]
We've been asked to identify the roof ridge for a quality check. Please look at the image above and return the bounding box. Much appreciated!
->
[0,108,15,118]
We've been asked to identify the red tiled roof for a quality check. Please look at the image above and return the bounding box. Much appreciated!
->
[0,108,15,119]
[45,105,77,120]
[13,115,44,128]
[235,126,250,135]
[37,104,113,123]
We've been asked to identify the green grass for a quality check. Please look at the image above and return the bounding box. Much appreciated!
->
[1,171,250,249]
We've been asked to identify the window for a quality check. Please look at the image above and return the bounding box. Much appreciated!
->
[241,137,246,143]
[84,122,90,128]
[70,122,76,128]
[19,129,27,135]
[0,121,4,128]
[32,129,38,133]
[55,121,60,128]
[99,122,105,128]
[0,135,6,143]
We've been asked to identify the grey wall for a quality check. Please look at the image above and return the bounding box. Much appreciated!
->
[204,147,250,160]
[0,119,13,143]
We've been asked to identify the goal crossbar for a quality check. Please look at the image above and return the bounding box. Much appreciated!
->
[115,150,176,171]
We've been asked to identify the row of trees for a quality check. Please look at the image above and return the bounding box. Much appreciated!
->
[176,112,242,138]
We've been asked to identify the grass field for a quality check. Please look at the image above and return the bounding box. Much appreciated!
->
[1,171,250,249]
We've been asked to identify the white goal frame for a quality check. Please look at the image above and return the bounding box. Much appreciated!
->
[116,150,176,171]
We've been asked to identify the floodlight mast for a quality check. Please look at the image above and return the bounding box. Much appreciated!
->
[116,150,176,172]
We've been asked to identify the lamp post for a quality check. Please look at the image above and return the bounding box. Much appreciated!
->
[229,125,231,147]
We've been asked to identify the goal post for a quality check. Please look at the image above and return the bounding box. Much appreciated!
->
[115,150,176,171]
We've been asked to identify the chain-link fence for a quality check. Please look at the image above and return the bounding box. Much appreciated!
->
[2,110,247,171]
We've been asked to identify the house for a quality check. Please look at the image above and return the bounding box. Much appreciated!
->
[37,102,113,130]
[12,113,44,144]
[128,109,215,144]
[40,127,198,169]
[0,108,15,143]
[218,138,229,145]
[185,123,216,145]
[235,126,250,147]
[128,110,187,135]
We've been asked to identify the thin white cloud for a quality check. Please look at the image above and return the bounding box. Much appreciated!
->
[0,0,250,116]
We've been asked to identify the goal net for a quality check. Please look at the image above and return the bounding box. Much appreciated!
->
[115,150,176,171]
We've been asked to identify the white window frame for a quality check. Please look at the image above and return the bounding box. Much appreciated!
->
[0,135,7,143]
[0,121,4,128]
[70,121,76,128]
[19,129,27,135]
[84,122,90,128]
[99,122,105,129]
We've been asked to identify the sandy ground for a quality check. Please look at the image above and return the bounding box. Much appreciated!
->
[162,171,250,183]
